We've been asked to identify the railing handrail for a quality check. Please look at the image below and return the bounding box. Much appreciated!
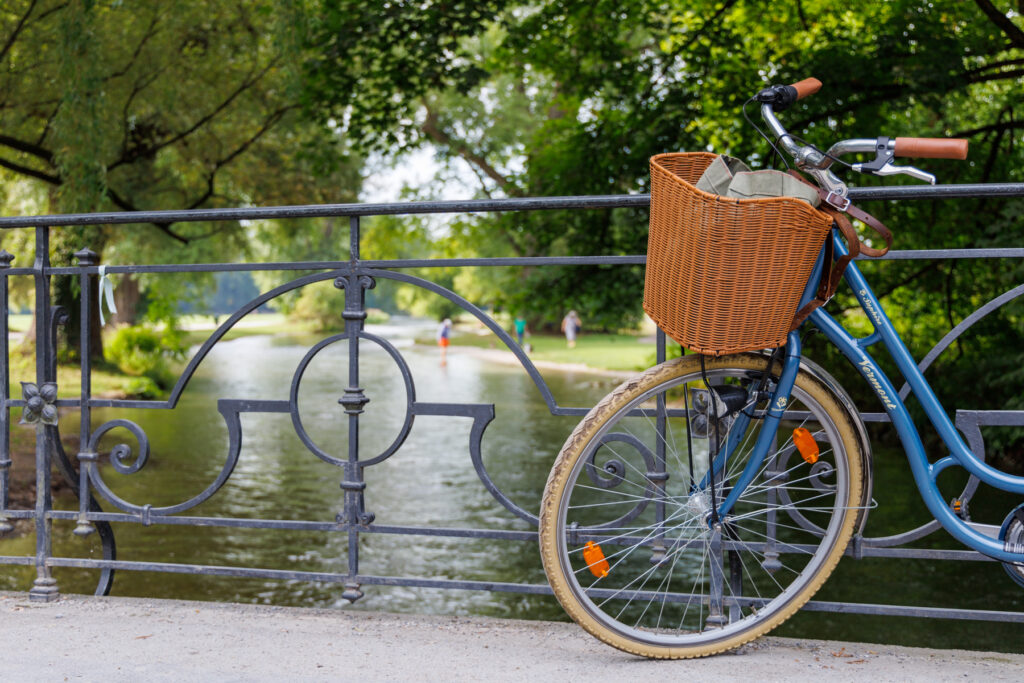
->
[2,182,1024,229]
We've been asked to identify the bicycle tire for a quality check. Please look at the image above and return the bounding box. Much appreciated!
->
[539,353,864,658]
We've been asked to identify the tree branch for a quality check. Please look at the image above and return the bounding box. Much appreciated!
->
[181,106,292,211]
[795,0,810,31]
[117,67,168,157]
[968,67,1024,85]
[104,11,160,82]
[0,133,54,163]
[105,188,190,244]
[0,155,59,184]
[974,0,1024,50]
[108,60,278,171]
[464,160,495,198]
[420,105,521,196]
[953,118,1024,137]
[963,56,1024,78]
[0,0,39,65]
[640,0,740,103]
[212,107,291,173]
[34,101,62,148]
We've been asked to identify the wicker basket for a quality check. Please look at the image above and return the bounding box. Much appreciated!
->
[644,152,833,356]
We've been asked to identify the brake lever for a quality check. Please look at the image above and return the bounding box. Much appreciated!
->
[853,161,936,185]
[851,136,937,185]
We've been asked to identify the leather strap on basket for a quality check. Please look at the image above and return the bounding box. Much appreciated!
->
[788,171,893,330]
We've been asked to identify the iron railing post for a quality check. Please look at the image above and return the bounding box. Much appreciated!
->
[337,215,372,602]
[28,226,58,602]
[73,248,98,537]
[0,250,13,535]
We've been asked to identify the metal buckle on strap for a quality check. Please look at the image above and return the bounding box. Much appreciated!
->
[824,191,850,211]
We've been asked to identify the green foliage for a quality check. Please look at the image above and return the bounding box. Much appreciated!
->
[304,1,510,150]
[286,280,391,330]
[0,0,362,337]
[105,324,188,392]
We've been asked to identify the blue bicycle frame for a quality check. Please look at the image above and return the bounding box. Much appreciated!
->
[714,228,1024,564]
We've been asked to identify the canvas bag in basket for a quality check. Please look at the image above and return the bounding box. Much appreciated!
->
[644,152,834,356]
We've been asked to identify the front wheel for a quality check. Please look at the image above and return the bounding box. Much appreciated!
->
[539,353,864,658]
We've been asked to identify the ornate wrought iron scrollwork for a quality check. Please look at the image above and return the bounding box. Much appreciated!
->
[767,440,838,538]
[577,432,658,533]
[808,459,837,491]
[88,419,152,475]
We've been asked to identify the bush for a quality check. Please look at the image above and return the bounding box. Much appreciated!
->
[105,325,188,390]
[289,282,390,330]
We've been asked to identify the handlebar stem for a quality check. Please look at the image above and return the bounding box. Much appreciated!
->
[761,103,849,197]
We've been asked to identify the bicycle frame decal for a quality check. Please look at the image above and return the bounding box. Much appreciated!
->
[852,357,899,411]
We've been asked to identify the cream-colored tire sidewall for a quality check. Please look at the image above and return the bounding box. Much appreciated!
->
[539,353,864,659]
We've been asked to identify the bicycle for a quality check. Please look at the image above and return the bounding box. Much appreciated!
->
[537,77,1024,658]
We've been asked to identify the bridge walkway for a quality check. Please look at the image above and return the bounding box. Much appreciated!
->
[2,592,1022,681]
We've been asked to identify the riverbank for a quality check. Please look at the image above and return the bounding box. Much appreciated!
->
[430,327,664,374]
[3,592,1022,681]
[449,344,640,380]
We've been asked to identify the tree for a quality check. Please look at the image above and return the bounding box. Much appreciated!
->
[0,0,361,356]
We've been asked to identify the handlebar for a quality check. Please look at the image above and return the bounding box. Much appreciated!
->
[893,137,969,160]
[789,78,822,100]
[754,78,968,192]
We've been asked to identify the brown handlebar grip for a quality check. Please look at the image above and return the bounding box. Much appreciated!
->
[790,78,822,100]
[893,137,968,160]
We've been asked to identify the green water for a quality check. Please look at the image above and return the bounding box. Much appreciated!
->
[2,327,1022,652]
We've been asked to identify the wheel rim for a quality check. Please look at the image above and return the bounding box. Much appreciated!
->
[553,364,854,648]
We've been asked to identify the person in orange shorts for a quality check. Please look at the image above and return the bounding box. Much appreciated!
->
[437,318,452,365]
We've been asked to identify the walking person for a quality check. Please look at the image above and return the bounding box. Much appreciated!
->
[561,310,581,349]
[513,315,528,346]
[437,318,452,365]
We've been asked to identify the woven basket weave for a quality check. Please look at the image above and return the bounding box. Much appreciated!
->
[644,152,833,356]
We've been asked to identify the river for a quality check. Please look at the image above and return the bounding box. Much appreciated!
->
[1,321,1022,652]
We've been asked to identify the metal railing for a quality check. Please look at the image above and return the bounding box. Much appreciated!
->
[0,184,1023,624]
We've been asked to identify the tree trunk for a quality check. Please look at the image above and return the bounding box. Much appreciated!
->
[112,275,142,325]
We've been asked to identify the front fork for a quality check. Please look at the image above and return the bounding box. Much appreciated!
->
[695,332,804,520]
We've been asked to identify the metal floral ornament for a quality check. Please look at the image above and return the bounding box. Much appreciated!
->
[20,382,58,426]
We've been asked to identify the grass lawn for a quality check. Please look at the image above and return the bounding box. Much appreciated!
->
[444,330,661,372]
[6,350,160,399]
[9,313,32,332]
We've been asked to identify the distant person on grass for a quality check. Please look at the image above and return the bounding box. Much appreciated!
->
[513,315,528,346]
[437,318,452,365]
[561,310,581,349]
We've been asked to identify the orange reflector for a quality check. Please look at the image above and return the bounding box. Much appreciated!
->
[793,427,819,464]
[582,541,610,578]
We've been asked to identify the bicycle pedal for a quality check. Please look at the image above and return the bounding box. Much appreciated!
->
[950,497,971,521]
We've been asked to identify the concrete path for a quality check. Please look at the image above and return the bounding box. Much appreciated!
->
[3,591,1023,682]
